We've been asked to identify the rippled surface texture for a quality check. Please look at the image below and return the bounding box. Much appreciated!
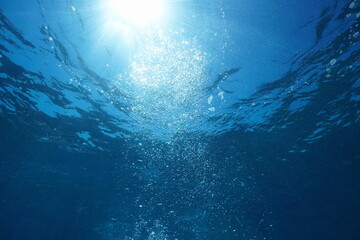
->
[0,0,359,239]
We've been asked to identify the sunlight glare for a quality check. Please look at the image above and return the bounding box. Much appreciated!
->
[106,0,166,27]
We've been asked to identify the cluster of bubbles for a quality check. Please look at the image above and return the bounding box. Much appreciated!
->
[115,30,209,139]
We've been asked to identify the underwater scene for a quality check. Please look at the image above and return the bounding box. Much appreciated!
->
[0,0,359,239]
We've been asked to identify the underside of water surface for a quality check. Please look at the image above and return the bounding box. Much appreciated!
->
[0,0,359,239]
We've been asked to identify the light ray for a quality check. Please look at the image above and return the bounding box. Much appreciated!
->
[102,0,166,27]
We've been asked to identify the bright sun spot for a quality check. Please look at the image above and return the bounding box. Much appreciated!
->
[105,0,166,27]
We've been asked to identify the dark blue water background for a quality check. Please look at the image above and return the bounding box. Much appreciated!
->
[0,0,359,239]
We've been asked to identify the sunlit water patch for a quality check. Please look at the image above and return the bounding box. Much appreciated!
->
[114,30,209,139]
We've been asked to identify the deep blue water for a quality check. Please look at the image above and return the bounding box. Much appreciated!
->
[0,0,359,239]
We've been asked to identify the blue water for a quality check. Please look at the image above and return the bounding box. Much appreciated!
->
[0,0,359,239]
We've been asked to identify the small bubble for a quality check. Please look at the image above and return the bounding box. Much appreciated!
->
[217,91,224,100]
[207,95,213,104]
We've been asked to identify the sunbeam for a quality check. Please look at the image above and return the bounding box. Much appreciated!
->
[101,0,167,27]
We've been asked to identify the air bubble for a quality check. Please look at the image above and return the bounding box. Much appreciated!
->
[207,95,213,104]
